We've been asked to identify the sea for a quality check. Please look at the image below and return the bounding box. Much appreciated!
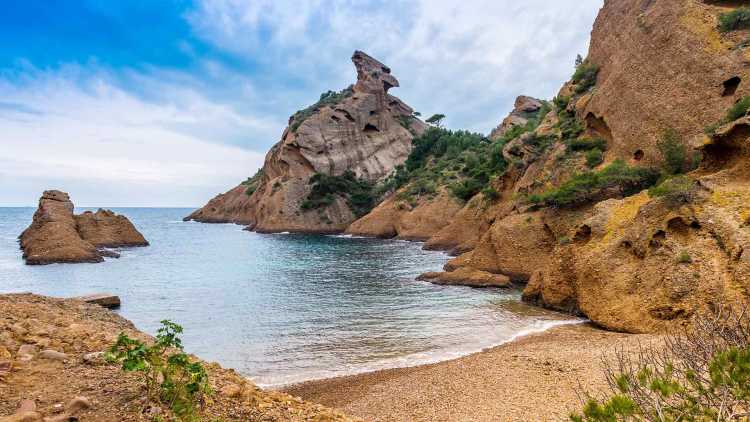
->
[0,207,580,387]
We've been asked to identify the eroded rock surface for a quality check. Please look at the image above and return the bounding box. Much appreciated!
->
[186,51,426,232]
[19,191,148,265]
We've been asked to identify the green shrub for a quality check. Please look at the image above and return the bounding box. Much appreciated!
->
[705,96,750,134]
[585,148,604,168]
[657,129,687,175]
[290,86,354,132]
[677,250,693,264]
[726,96,750,122]
[450,178,484,202]
[648,175,695,202]
[482,186,500,202]
[529,160,659,207]
[572,305,750,422]
[242,169,263,196]
[571,61,599,94]
[718,7,750,33]
[301,170,375,217]
[105,320,210,421]
[568,137,607,152]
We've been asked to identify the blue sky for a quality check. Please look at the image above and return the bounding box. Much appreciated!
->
[0,0,602,207]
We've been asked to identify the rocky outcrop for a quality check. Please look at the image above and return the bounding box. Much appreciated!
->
[417,267,511,288]
[19,191,148,265]
[413,0,750,332]
[186,51,426,232]
[346,190,463,240]
[489,96,543,140]
[0,293,354,421]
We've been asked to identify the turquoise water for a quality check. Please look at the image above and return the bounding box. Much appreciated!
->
[0,207,578,386]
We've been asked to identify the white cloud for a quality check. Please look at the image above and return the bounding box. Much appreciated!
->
[0,66,266,207]
[188,0,603,132]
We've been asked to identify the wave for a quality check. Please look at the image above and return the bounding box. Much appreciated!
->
[327,234,368,239]
[272,231,291,235]
[254,318,584,388]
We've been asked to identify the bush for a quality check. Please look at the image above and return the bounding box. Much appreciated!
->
[726,96,750,122]
[705,96,750,134]
[290,86,354,132]
[572,61,600,94]
[528,160,659,207]
[657,129,687,175]
[301,170,375,217]
[390,127,507,202]
[571,304,750,421]
[569,137,608,152]
[718,7,750,33]
[648,175,695,203]
[482,186,500,202]
[241,169,263,196]
[677,250,692,264]
[106,320,210,421]
[585,148,604,168]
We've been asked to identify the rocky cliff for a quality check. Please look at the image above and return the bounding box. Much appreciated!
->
[419,0,750,332]
[19,191,148,265]
[185,51,426,232]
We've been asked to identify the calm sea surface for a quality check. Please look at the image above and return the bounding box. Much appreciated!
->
[0,207,578,386]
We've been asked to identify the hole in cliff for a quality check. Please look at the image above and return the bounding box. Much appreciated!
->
[723,76,741,97]
[330,115,341,122]
[369,110,377,116]
[634,149,644,161]
[381,66,391,74]
[690,221,702,229]
[335,109,356,122]
[700,123,749,172]
[363,123,380,133]
[573,225,592,244]
[382,81,394,91]
[649,230,666,252]
[585,113,613,143]
[667,217,690,236]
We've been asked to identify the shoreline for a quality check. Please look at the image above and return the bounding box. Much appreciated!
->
[261,317,584,390]
[284,323,658,422]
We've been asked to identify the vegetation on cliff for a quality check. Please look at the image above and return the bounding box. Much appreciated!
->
[241,169,263,196]
[377,127,508,203]
[571,60,599,94]
[718,7,750,33]
[290,86,354,132]
[528,160,659,207]
[706,96,750,135]
[301,170,376,217]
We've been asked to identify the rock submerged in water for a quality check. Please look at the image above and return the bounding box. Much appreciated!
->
[18,190,148,265]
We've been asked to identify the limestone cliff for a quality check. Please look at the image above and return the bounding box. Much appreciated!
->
[19,190,148,265]
[423,0,750,332]
[185,51,426,232]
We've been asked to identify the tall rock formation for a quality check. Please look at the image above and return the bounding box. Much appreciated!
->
[425,0,750,332]
[185,51,426,232]
[19,190,149,265]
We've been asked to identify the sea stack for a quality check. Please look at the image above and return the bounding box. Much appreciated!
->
[19,190,148,265]
[185,51,427,233]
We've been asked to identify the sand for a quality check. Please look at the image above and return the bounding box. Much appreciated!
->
[284,323,659,422]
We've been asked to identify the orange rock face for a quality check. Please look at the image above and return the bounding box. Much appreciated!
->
[19,191,148,265]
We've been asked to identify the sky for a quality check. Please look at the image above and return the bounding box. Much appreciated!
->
[0,0,603,207]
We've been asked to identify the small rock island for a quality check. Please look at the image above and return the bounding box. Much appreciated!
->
[19,190,149,265]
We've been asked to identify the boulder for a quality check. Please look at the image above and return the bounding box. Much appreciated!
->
[19,191,148,265]
[489,95,544,140]
[417,267,512,288]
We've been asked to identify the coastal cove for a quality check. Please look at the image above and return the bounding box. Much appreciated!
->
[0,207,579,388]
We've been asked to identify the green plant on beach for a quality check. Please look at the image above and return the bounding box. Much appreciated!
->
[572,305,750,422]
[105,320,211,421]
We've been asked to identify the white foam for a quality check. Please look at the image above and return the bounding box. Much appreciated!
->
[256,318,584,388]
[272,231,291,235]
[327,234,368,239]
